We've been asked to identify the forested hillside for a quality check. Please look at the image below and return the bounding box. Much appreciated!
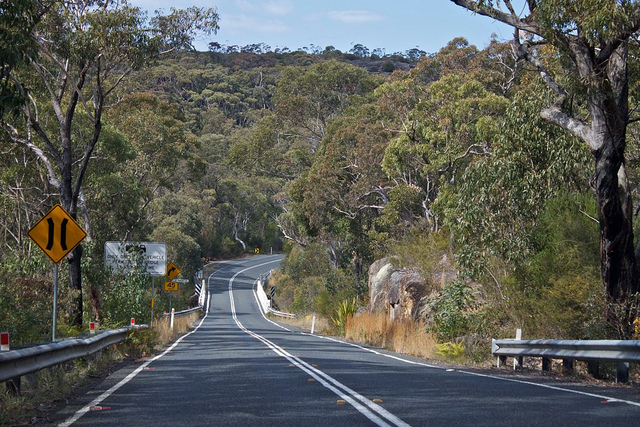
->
[3,1,640,359]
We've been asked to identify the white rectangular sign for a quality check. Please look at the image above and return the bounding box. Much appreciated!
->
[104,241,166,276]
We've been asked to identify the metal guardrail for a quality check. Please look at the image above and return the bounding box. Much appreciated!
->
[269,309,296,319]
[492,339,640,382]
[0,326,146,389]
[161,306,204,317]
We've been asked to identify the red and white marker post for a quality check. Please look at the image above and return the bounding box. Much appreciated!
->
[1,332,9,351]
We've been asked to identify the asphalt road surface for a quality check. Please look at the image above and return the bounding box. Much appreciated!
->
[56,255,640,426]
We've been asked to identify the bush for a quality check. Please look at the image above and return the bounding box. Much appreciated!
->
[427,280,480,342]
[381,61,396,73]
[0,253,58,345]
[280,243,332,280]
[99,268,151,327]
[291,277,324,313]
[271,244,359,320]
[436,341,465,363]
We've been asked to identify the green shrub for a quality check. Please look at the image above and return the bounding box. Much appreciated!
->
[272,244,360,320]
[100,268,151,327]
[436,341,465,362]
[291,277,323,313]
[428,280,480,342]
[125,328,159,357]
[0,253,55,345]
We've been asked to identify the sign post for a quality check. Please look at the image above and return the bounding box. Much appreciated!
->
[164,281,178,309]
[165,263,181,311]
[53,264,58,340]
[28,205,87,341]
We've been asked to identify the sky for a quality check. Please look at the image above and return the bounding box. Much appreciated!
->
[128,0,513,55]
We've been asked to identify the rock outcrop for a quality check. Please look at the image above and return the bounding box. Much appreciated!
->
[368,258,427,320]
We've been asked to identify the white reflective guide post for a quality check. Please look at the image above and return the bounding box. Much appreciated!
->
[104,242,167,276]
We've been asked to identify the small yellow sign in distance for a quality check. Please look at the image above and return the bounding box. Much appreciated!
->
[254,247,259,254]
[166,262,180,280]
[164,282,179,291]
[28,204,87,264]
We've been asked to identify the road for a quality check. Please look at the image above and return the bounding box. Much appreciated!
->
[57,255,640,426]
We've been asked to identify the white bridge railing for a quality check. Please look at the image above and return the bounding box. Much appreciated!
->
[255,273,295,319]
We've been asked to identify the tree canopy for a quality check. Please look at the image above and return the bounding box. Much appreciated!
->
[2,0,637,348]
[452,0,640,334]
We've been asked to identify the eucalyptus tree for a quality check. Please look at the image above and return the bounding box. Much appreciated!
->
[104,92,193,241]
[274,60,382,152]
[1,0,218,325]
[285,102,390,272]
[451,0,640,332]
[0,0,51,118]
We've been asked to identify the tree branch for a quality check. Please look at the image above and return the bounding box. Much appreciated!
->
[540,105,598,150]
[450,0,540,35]
[4,123,61,189]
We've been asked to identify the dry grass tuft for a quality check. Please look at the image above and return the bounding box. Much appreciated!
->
[270,313,332,334]
[345,312,438,360]
[154,312,202,346]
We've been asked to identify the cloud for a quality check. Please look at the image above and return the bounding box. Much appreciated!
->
[327,10,385,24]
[221,14,290,35]
[264,0,294,16]
[233,0,293,16]
[234,0,254,13]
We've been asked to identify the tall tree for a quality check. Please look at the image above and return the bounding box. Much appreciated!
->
[451,0,640,333]
[2,0,218,325]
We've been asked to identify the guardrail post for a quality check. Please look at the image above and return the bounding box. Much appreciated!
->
[587,361,600,378]
[617,362,630,383]
[2,331,20,394]
[562,359,574,374]
[513,329,523,370]
[497,356,507,367]
[542,357,552,372]
[6,376,20,395]
[514,355,523,370]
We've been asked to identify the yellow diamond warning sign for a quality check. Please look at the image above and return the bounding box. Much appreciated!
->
[28,205,87,264]
[166,262,180,280]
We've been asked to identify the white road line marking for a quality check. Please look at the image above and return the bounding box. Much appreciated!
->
[227,261,410,427]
